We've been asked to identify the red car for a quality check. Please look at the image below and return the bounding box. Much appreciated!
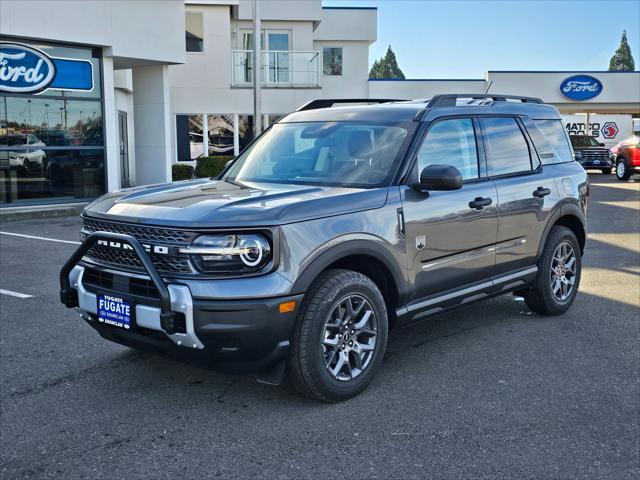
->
[611,135,640,181]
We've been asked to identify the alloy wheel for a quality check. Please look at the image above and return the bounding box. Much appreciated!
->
[617,161,626,178]
[550,241,577,301]
[321,294,377,381]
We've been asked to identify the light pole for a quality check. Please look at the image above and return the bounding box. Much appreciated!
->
[252,0,262,139]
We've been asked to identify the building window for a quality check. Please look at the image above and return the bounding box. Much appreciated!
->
[176,114,240,162]
[0,42,104,206]
[185,13,204,52]
[207,115,234,156]
[323,47,343,76]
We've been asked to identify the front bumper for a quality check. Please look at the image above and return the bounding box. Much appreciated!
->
[60,233,302,374]
[579,159,612,169]
[70,265,303,373]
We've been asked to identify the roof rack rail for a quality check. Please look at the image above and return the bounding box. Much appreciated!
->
[426,94,543,109]
[296,98,404,112]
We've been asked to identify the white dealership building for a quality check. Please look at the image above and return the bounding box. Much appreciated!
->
[1,0,639,208]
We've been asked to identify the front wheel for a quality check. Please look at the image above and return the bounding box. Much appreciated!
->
[287,269,388,402]
[616,158,632,181]
[524,226,582,315]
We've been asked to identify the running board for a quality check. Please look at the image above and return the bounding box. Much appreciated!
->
[396,266,538,323]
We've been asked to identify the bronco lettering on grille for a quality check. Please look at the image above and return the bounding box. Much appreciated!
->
[96,239,169,255]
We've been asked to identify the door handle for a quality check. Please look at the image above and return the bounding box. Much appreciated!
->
[533,186,551,198]
[468,197,493,210]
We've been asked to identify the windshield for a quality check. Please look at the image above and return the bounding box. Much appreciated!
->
[224,122,409,188]
[570,135,600,147]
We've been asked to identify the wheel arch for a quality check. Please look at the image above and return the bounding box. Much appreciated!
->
[537,204,586,258]
[291,240,406,329]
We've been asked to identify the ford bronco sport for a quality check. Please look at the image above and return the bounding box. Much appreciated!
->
[60,94,588,402]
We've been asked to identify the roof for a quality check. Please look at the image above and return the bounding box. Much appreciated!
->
[279,97,562,124]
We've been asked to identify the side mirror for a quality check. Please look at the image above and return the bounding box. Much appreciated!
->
[413,164,463,192]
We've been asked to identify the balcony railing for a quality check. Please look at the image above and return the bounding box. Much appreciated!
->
[231,50,320,88]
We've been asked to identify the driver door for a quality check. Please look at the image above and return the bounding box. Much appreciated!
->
[401,117,498,303]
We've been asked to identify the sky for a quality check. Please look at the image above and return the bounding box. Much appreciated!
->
[322,0,640,78]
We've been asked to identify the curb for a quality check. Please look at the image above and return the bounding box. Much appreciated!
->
[0,203,87,222]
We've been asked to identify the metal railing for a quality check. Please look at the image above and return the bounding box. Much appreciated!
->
[231,50,320,88]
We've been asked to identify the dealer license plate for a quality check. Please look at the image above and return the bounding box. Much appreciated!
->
[97,294,133,330]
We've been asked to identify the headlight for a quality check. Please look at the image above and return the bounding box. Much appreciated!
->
[180,234,271,273]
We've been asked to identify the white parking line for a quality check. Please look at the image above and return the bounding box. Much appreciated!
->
[0,289,34,299]
[0,231,80,245]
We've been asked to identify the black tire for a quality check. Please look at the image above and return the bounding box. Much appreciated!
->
[524,226,581,316]
[616,158,632,181]
[601,168,612,175]
[287,269,388,402]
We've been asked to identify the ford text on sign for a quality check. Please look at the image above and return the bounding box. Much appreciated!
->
[0,43,55,93]
[560,75,603,101]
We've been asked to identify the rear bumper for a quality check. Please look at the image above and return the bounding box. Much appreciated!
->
[70,265,303,374]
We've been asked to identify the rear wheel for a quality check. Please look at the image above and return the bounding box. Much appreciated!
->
[616,158,632,181]
[287,269,388,402]
[524,226,581,315]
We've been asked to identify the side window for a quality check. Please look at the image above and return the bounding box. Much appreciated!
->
[480,117,532,176]
[416,118,479,180]
[534,119,574,164]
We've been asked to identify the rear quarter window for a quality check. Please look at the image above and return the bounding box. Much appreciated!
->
[533,119,574,164]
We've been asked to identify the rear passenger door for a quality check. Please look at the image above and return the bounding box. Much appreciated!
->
[478,116,560,275]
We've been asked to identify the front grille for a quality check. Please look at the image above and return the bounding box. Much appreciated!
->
[85,245,192,274]
[82,218,195,274]
[578,149,610,161]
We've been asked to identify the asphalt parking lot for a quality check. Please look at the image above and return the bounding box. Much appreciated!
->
[0,174,638,479]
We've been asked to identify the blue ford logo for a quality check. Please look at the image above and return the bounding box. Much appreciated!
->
[560,75,602,101]
[0,42,56,93]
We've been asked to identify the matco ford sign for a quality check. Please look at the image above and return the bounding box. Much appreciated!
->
[560,75,603,101]
[0,42,93,94]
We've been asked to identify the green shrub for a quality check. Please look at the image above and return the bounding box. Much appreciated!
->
[172,164,194,181]
[195,156,234,178]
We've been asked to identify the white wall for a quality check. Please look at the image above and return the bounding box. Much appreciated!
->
[0,0,185,67]
[133,65,173,185]
[235,0,321,22]
[369,80,488,100]
[316,41,371,98]
[314,8,377,43]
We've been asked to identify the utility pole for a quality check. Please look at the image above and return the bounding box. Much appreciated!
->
[252,0,262,139]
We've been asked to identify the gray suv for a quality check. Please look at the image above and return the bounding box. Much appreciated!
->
[60,94,588,402]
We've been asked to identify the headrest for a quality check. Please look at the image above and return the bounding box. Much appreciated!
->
[348,130,374,158]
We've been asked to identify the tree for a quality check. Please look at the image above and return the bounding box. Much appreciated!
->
[609,31,636,71]
[369,45,405,79]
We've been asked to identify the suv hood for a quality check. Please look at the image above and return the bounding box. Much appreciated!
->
[83,179,388,227]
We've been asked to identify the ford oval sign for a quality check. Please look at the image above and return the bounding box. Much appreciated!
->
[560,75,603,101]
[0,42,56,93]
